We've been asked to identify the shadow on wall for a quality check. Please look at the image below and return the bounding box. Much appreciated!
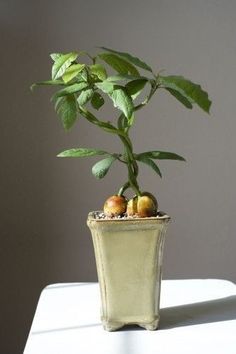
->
[0,25,56,354]
[0,21,95,353]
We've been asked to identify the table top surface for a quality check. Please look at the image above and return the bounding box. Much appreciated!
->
[24,279,236,354]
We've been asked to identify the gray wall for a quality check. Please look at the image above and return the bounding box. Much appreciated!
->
[1,0,236,352]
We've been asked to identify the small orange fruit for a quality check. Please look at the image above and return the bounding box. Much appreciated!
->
[103,195,127,217]
[141,191,158,210]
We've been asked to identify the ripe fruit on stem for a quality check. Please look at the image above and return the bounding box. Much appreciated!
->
[142,191,158,210]
[103,195,127,217]
[127,192,158,217]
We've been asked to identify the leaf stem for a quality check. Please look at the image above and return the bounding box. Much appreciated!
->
[79,108,141,196]
[79,107,127,137]
[134,80,160,111]
[117,114,141,196]
[118,181,130,196]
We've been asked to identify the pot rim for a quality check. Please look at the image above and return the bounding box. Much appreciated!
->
[87,211,171,223]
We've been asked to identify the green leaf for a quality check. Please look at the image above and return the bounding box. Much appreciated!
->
[92,156,117,179]
[51,51,91,63]
[106,74,143,82]
[53,82,88,98]
[158,75,211,113]
[30,80,65,91]
[90,64,107,81]
[55,95,77,130]
[57,148,108,157]
[125,79,148,100]
[136,155,162,178]
[78,68,88,82]
[100,47,153,73]
[110,87,134,121]
[50,53,63,61]
[52,52,78,80]
[91,92,105,110]
[77,88,94,106]
[96,82,133,120]
[98,53,140,76]
[165,88,193,109]
[62,64,85,83]
[95,81,115,94]
[137,151,186,161]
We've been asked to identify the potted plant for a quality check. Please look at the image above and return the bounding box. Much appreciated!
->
[32,47,211,331]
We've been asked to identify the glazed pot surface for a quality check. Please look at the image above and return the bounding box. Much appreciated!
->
[87,212,170,331]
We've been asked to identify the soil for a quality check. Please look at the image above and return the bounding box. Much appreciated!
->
[92,211,168,220]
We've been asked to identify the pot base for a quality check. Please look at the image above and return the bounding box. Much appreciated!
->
[102,317,159,331]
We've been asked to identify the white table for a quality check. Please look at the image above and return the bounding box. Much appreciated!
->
[24,279,236,354]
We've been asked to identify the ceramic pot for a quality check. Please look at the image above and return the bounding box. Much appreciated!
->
[87,212,170,331]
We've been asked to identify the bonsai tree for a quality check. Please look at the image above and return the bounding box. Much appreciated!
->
[32,47,211,217]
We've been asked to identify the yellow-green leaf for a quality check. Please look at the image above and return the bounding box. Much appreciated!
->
[90,64,107,81]
[52,52,78,80]
[62,64,85,83]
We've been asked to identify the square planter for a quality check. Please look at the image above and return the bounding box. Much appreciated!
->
[87,212,170,331]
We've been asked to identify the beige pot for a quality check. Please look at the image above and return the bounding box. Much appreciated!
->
[87,212,170,331]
